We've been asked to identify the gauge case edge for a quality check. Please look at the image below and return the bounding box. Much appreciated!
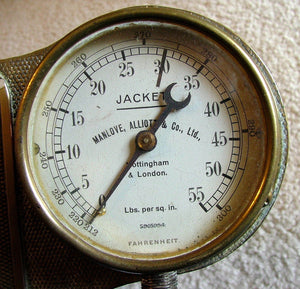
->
[13,6,288,274]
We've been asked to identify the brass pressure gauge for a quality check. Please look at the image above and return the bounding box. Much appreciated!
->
[12,5,287,287]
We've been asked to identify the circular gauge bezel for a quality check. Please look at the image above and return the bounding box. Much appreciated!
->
[15,6,287,273]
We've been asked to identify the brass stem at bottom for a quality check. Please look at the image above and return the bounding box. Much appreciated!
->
[141,271,178,289]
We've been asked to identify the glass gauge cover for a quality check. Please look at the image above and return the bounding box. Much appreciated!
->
[15,6,287,273]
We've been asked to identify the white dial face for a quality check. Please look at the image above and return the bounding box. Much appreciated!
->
[24,21,268,269]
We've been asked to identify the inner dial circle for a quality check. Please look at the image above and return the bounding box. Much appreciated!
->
[28,22,254,262]
[49,47,242,253]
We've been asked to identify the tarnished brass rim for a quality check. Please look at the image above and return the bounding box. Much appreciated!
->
[15,6,288,273]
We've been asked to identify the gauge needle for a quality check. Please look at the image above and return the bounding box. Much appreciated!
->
[89,83,191,223]
[156,49,167,87]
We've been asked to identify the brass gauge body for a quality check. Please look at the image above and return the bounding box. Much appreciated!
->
[12,6,287,275]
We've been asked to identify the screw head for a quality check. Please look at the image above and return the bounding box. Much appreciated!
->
[136,131,157,151]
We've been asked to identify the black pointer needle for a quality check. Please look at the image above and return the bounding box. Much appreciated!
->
[156,49,167,87]
[89,83,191,224]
